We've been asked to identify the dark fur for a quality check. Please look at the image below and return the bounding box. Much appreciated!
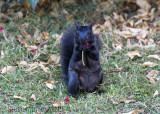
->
[60,22,103,97]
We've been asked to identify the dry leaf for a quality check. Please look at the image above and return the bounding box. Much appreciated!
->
[136,0,151,12]
[141,61,158,67]
[18,61,28,67]
[123,109,144,114]
[115,27,148,39]
[26,45,37,51]
[27,62,50,73]
[30,94,36,100]
[27,62,39,71]
[33,50,41,60]
[45,81,56,89]
[112,37,123,50]
[153,90,159,97]
[120,99,133,104]
[147,55,160,61]
[52,102,65,107]
[42,32,50,40]
[1,51,4,58]
[39,63,51,73]
[22,105,28,109]
[48,54,60,65]
[13,95,27,101]
[146,70,159,84]
[17,37,27,47]
[1,66,16,74]
[33,28,42,41]
[126,50,141,59]
[109,67,123,73]
[110,99,119,105]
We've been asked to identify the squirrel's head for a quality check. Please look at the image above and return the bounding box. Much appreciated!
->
[74,21,95,51]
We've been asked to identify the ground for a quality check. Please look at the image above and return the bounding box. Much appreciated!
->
[0,0,160,113]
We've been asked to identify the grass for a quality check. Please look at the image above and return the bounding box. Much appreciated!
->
[0,3,160,114]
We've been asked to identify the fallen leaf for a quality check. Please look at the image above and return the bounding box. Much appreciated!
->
[1,66,16,74]
[109,67,123,73]
[126,50,141,59]
[39,63,51,73]
[120,99,133,104]
[22,105,28,109]
[26,45,38,51]
[112,37,123,50]
[136,0,151,12]
[48,54,60,65]
[27,62,39,71]
[115,27,148,39]
[42,32,50,40]
[52,102,65,107]
[146,70,159,84]
[30,94,36,101]
[45,81,56,89]
[123,109,144,114]
[18,61,28,67]
[153,90,159,97]
[16,37,27,47]
[1,51,4,58]
[33,50,41,60]
[110,99,119,105]
[147,55,160,61]
[27,61,50,73]
[141,61,158,67]
[13,95,27,101]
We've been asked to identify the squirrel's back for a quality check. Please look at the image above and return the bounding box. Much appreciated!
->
[60,28,75,78]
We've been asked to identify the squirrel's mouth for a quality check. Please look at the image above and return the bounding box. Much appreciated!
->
[83,43,91,47]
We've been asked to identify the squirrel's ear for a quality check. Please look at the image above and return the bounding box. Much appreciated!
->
[89,21,93,29]
[75,21,79,29]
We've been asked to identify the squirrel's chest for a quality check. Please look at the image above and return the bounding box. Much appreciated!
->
[73,57,100,73]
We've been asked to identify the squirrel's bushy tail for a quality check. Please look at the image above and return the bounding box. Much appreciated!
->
[60,28,75,81]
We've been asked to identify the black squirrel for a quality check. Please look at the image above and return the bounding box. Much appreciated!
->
[60,21,103,97]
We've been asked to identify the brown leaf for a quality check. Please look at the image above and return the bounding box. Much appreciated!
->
[52,102,65,107]
[1,66,16,74]
[27,62,39,71]
[22,105,28,109]
[18,61,28,67]
[33,50,41,60]
[42,32,50,40]
[17,37,27,47]
[147,55,160,61]
[123,109,144,114]
[13,95,27,101]
[110,99,119,105]
[126,50,141,59]
[48,54,60,65]
[146,70,159,84]
[120,99,133,104]
[27,62,50,73]
[1,51,4,58]
[141,61,158,67]
[30,94,36,100]
[153,90,159,97]
[26,45,38,51]
[112,37,123,50]
[136,0,151,12]
[45,81,57,89]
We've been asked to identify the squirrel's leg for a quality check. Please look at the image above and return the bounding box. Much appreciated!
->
[67,70,79,97]
[98,70,104,94]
